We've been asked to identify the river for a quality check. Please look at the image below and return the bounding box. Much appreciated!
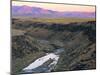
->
[20,48,64,74]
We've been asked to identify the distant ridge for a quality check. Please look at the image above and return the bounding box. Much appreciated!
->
[12,5,95,18]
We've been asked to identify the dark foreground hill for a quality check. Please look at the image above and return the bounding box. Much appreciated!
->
[12,19,96,74]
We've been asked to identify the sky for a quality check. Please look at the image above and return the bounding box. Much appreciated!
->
[12,1,95,12]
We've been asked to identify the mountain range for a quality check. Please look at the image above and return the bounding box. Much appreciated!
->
[12,5,95,18]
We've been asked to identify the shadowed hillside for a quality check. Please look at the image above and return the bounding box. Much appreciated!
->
[12,18,96,74]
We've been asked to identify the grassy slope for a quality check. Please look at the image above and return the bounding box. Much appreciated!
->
[13,17,95,24]
[12,29,26,36]
[31,18,95,24]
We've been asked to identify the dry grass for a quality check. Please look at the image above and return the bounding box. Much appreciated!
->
[14,17,95,24]
[12,29,26,36]
[31,18,95,24]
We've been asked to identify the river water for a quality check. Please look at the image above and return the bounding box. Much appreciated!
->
[20,48,64,74]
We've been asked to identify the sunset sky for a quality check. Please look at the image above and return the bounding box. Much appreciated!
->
[12,1,95,12]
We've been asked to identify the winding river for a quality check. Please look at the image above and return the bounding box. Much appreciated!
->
[20,48,64,74]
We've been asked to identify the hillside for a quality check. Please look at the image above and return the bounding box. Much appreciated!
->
[12,18,96,74]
